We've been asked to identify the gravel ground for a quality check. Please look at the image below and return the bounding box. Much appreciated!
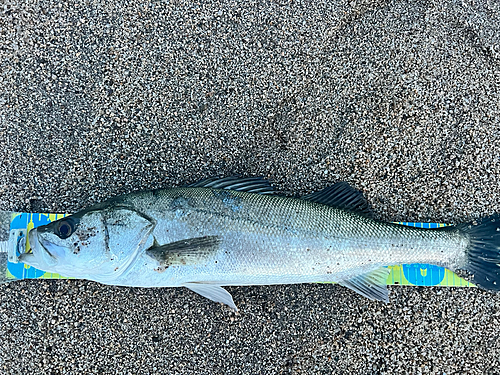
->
[1,0,500,373]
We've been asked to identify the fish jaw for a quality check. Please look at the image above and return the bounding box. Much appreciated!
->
[18,228,58,271]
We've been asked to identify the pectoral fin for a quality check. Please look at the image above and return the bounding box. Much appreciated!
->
[338,267,390,303]
[146,236,221,266]
[183,283,238,311]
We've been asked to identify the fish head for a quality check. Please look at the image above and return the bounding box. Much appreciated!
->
[20,206,155,279]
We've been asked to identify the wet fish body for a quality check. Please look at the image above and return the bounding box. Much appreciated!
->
[21,177,500,310]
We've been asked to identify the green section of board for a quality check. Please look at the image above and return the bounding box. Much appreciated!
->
[387,265,474,287]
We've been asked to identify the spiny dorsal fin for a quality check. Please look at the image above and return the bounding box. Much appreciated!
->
[145,236,221,266]
[338,267,390,302]
[187,176,275,195]
[301,182,372,217]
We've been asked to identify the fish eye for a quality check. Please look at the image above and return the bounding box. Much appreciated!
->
[56,220,74,239]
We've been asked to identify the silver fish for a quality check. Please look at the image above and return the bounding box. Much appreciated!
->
[20,177,500,310]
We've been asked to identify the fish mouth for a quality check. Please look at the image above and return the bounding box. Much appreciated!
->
[24,228,58,267]
[39,241,56,259]
[28,228,52,258]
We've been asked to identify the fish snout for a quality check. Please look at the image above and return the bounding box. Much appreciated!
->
[29,228,50,258]
[29,228,61,265]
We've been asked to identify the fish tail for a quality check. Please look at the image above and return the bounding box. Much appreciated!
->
[457,215,500,291]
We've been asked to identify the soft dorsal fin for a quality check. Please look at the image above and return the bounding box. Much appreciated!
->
[187,176,275,194]
[301,182,372,216]
[338,267,390,302]
[145,236,221,266]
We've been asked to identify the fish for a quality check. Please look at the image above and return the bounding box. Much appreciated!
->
[19,176,500,310]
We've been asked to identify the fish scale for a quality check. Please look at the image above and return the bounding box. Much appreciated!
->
[112,187,465,285]
[19,177,500,310]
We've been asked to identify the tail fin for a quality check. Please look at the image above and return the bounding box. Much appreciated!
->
[458,215,500,291]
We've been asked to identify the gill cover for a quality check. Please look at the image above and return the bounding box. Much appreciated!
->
[95,207,156,282]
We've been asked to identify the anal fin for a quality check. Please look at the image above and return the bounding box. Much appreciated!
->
[338,267,390,303]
